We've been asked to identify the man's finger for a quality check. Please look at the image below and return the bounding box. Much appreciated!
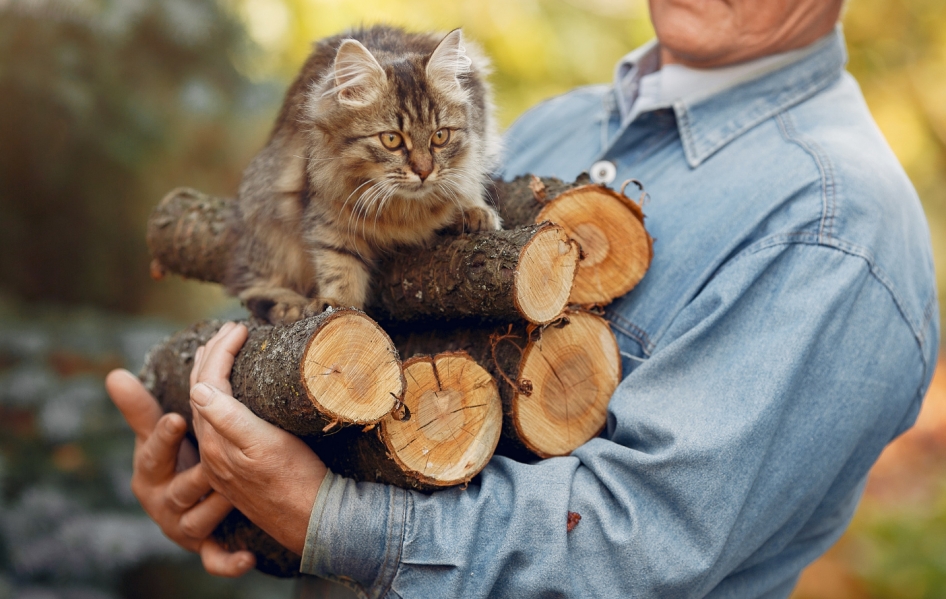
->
[134,412,188,483]
[197,322,234,375]
[191,383,270,451]
[106,369,164,440]
[199,539,256,578]
[179,490,235,540]
[190,345,205,389]
[165,463,214,512]
[176,436,200,472]
[194,323,247,394]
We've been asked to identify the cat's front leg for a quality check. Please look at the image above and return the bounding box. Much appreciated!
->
[238,285,312,325]
[448,204,502,234]
[307,249,373,313]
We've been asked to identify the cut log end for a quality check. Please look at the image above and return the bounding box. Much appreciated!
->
[514,225,580,324]
[302,311,404,424]
[514,311,621,457]
[383,353,502,486]
[537,185,653,305]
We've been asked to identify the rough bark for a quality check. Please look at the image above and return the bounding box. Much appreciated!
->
[139,310,404,437]
[213,510,301,577]
[390,310,621,460]
[490,174,591,227]
[492,174,654,305]
[205,350,503,577]
[146,188,580,324]
[373,223,578,324]
[146,187,238,283]
[138,311,404,579]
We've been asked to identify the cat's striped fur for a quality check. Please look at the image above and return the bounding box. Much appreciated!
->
[226,26,501,324]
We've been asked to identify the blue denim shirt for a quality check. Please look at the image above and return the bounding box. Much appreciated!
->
[300,29,940,598]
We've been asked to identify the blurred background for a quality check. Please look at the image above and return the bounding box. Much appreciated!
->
[0,0,943,597]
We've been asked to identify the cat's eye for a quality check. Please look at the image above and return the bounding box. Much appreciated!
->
[380,132,403,150]
[431,128,450,147]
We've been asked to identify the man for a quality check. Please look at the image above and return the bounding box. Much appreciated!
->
[107,0,940,596]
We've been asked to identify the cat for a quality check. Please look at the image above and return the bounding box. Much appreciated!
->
[225,25,502,325]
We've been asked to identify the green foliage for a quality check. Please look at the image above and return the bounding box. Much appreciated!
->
[230,0,655,127]
[0,0,263,313]
[850,491,946,598]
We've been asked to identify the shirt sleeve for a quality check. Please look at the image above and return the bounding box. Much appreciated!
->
[300,240,930,598]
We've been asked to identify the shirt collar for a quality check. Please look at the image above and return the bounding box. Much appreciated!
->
[609,26,848,168]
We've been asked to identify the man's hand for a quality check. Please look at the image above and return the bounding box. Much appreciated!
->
[189,322,327,556]
[105,368,256,577]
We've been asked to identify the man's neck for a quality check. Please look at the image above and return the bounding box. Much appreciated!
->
[658,20,839,69]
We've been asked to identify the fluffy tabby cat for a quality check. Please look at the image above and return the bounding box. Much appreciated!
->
[225,25,501,324]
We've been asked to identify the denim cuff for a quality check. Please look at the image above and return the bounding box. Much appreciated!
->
[300,470,409,598]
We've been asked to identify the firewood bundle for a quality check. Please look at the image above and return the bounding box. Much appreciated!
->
[140,174,652,576]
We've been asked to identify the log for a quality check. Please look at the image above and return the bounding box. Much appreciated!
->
[493,175,653,306]
[374,223,579,325]
[213,510,301,577]
[313,352,503,492]
[194,310,618,576]
[139,311,404,578]
[139,311,405,437]
[196,351,503,578]
[146,188,237,283]
[392,310,622,459]
[146,188,580,324]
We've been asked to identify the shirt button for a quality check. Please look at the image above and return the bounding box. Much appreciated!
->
[589,160,617,185]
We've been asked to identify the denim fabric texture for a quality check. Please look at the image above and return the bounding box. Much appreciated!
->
[300,28,940,598]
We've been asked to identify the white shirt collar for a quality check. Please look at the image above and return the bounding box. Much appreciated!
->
[614,33,835,125]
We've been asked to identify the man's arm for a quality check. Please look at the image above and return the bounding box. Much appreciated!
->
[188,242,929,597]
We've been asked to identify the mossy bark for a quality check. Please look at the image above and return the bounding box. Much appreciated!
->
[146,187,238,283]
[139,310,402,437]
[490,174,592,227]
[146,187,579,323]
[213,510,301,578]
[372,222,577,324]
[138,311,404,579]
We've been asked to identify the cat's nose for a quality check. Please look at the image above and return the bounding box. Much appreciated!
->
[410,155,434,181]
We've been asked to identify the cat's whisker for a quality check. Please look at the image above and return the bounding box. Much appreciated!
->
[438,177,470,228]
[442,169,482,194]
[342,178,382,249]
[364,182,396,245]
[357,184,382,240]
[442,171,488,215]
[351,179,388,247]
[372,182,400,236]
[304,156,348,163]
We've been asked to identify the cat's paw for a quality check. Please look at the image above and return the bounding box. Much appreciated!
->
[451,206,502,234]
[302,297,341,317]
[268,300,309,325]
[240,287,310,325]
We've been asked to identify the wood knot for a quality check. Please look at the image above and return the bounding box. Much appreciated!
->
[518,378,533,396]
[149,259,167,281]
[529,175,548,203]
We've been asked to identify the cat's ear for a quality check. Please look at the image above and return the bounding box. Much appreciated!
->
[331,39,386,106]
[427,29,473,90]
